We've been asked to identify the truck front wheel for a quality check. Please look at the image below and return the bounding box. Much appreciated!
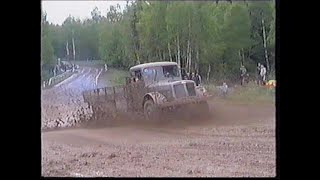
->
[143,99,159,121]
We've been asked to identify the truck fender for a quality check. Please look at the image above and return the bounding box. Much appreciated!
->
[143,92,168,106]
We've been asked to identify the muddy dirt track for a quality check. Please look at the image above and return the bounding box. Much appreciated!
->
[41,67,106,129]
[41,66,276,177]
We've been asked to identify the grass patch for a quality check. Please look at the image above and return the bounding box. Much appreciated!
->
[71,60,105,68]
[41,70,52,82]
[108,69,128,86]
[205,81,275,104]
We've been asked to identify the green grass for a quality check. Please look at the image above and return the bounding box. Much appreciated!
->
[205,81,275,104]
[72,61,128,85]
[108,69,128,86]
[71,60,105,68]
[41,71,51,82]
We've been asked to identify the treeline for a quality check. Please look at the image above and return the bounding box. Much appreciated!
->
[41,0,275,82]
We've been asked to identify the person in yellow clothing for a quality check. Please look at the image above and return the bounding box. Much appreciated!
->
[266,80,276,88]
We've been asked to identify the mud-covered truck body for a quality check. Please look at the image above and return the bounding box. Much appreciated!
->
[82,61,212,120]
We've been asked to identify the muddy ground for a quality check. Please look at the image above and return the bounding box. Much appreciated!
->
[41,66,276,177]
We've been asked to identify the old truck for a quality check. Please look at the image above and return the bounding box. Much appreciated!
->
[82,61,212,121]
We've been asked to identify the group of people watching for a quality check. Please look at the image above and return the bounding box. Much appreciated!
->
[240,63,268,86]
[183,71,202,86]
[52,59,78,77]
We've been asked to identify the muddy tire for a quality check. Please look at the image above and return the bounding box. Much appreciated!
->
[143,99,160,121]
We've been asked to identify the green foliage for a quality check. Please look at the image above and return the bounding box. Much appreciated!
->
[41,1,276,83]
[41,11,54,67]
[111,69,128,85]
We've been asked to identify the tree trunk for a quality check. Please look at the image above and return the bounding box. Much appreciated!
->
[177,35,181,68]
[182,48,186,69]
[175,41,178,64]
[207,64,211,82]
[66,41,69,60]
[239,50,243,66]
[166,23,172,62]
[168,42,172,62]
[262,19,270,72]
[72,37,75,61]
[72,30,76,61]
[238,48,245,66]
[187,39,190,73]
[242,48,245,65]
[135,52,140,64]
[189,44,192,73]
[196,48,199,73]
[187,17,191,73]
[175,50,178,64]
[158,49,161,61]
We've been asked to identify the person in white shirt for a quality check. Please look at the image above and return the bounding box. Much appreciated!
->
[221,82,228,97]
[260,64,267,85]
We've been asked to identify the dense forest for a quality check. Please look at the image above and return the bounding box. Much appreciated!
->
[41,0,275,83]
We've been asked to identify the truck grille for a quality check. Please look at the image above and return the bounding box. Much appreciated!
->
[186,83,196,96]
[174,84,187,98]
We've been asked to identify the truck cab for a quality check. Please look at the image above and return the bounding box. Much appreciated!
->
[127,62,211,120]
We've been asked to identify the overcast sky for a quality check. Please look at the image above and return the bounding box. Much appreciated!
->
[41,1,128,25]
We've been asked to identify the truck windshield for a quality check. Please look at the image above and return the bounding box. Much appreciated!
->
[142,65,181,84]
